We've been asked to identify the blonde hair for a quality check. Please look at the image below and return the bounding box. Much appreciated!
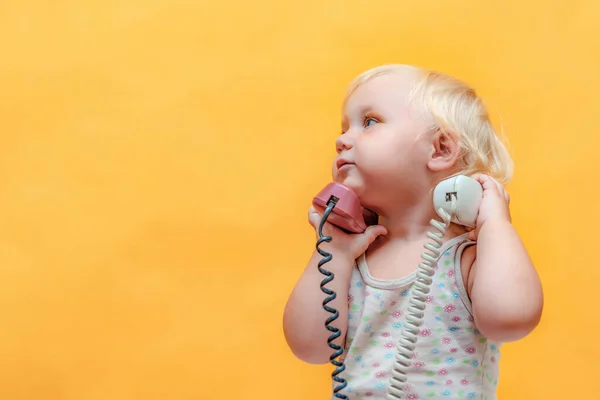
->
[343,64,514,184]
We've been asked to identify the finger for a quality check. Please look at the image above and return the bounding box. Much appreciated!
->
[361,225,387,246]
[477,174,501,195]
[489,179,510,204]
[472,173,486,183]
[308,207,321,228]
[473,174,492,190]
[308,208,343,237]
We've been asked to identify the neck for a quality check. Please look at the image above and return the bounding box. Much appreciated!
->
[373,196,467,242]
[377,204,434,240]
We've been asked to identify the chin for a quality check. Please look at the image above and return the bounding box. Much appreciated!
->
[337,177,363,193]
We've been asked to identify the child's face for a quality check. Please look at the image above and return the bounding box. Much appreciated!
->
[332,71,435,209]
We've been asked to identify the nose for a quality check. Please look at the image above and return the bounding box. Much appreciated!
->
[335,134,353,154]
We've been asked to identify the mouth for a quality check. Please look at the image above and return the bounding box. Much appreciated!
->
[336,159,354,170]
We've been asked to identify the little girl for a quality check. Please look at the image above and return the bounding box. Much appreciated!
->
[283,64,543,399]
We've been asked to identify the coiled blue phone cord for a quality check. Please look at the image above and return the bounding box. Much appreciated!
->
[316,199,348,399]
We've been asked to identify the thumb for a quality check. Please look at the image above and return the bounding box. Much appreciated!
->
[361,225,387,245]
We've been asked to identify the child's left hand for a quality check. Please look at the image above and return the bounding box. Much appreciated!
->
[467,174,511,241]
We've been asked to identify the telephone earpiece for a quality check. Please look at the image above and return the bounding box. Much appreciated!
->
[433,174,483,228]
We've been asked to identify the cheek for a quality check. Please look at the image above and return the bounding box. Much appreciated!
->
[357,140,409,169]
[359,143,429,185]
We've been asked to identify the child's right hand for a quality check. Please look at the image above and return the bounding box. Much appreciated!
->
[308,206,387,260]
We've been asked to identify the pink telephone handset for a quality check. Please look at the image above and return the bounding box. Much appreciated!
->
[312,182,376,233]
[311,175,483,400]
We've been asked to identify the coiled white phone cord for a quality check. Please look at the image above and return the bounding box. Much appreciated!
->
[387,201,456,399]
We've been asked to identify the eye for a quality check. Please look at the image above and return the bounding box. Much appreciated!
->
[363,115,379,128]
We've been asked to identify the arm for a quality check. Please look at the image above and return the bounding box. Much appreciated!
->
[283,206,387,364]
[283,248,354,364]
[464,176,544,342]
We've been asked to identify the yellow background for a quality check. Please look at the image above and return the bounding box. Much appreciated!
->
[0,0,598,399]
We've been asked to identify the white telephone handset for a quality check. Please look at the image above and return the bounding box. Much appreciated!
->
[433,174,483,228]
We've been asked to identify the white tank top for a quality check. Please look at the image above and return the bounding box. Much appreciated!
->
[333,233,501,400]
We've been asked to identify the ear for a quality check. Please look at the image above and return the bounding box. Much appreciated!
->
[427,129,461,172]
